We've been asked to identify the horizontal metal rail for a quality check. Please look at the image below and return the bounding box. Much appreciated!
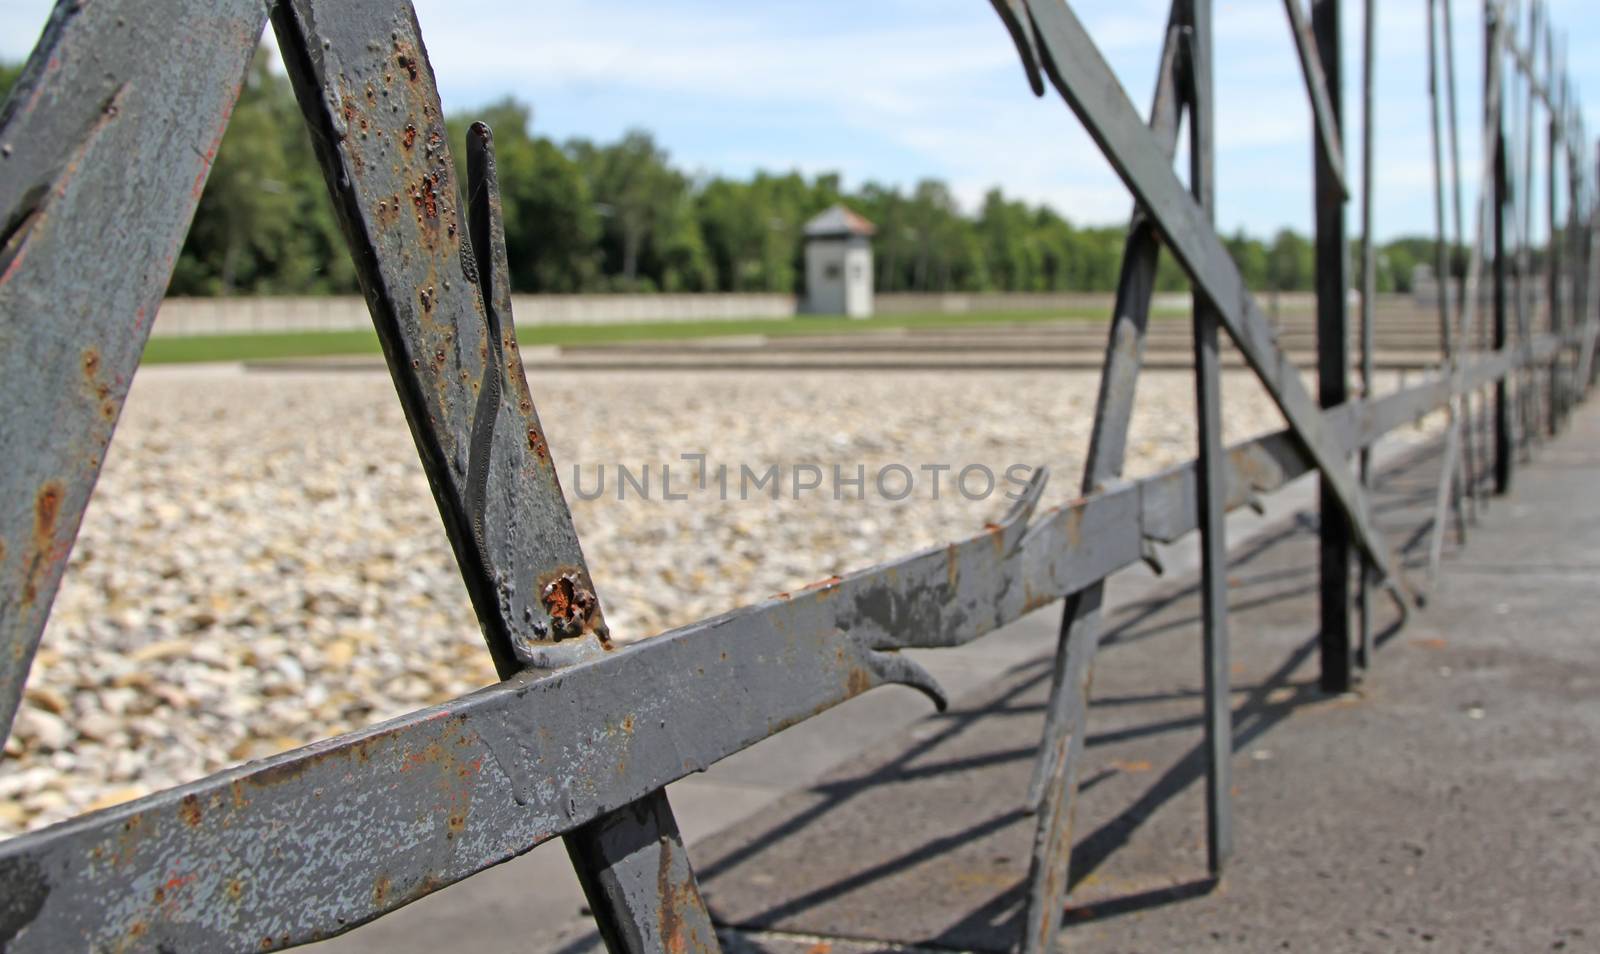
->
[0,327,1576,952]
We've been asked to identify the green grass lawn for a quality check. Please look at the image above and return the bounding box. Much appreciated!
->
[141,306,1185,365]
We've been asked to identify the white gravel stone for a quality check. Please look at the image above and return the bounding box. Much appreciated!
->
[0,362,1441,835]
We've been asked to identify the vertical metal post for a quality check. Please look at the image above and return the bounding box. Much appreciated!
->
[567,795,721,954]
[1515,4,1541,450]
[1427,0,1470,543]
[1313,0,1352,694]
[1188,0,1233,874]
[1492,5,1513,493]
[1441,0,1481,514]
[1355,0,1377,670]
[1546,26,1564,434]
[1018,12,1189,949]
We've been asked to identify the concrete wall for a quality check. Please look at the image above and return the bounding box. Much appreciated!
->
[874,291,1318,315]
[149,290,1325,337]
[152,293,800,336]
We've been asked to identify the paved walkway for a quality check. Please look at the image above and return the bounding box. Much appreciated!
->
[311,400,1600,953]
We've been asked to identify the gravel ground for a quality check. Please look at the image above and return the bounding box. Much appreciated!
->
[0,364,1440,835]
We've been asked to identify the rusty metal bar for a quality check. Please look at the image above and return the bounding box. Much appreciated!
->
[0,0,267,741]
[267,2,716,947]
[269,0,608,674]
[1019,7,1187,949]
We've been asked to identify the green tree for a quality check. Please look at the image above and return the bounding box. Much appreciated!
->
[570,130,710,291]
[1266,228,1313,291]
[169,47,355,296]
[171,51,301,294]
[448,99,602,292]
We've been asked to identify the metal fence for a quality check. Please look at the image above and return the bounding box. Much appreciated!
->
[0,0,1595,951]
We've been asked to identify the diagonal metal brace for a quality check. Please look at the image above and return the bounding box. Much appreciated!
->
[271,2,719,949]
[1281,0,1351,200]
[999,0,1397,590]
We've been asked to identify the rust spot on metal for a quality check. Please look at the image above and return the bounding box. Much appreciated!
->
[178,794,202,828]
[82,348,100,379]
[526,428,547,460]
[375,196,399,229]
[402,123,417,149]
[541,574,596,639]
[846,666,871,696]
[396,51,419,82]
[372,875,391,907]
[411,171,443,221]
[1063,508,1084,549]
[418,286,432,313]
[36,482,62,534]
[653,838,707,954]
[802,575,843,592]
[22,480,66,606]
[226,878,244,901]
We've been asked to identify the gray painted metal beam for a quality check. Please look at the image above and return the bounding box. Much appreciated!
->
[1427,0,1475,535]
[1010,0,1398,592]
[0,0,266,742]
[1187,0,1234,872]
[268,3,715,948]
[1355,0,1378,670]
[269,0,607,675]
[1019,7,1186,949]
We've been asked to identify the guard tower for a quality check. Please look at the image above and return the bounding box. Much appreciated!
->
[803,205,876,317]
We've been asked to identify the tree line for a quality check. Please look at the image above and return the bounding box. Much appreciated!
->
[0,51,1467,299]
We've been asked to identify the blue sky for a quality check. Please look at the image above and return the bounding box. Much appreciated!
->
[5,0,1598,240]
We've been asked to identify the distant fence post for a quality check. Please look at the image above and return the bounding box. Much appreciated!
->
[1314,0,1353,693]
[1491,3,1513,494]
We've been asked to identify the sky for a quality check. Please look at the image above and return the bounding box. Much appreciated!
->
[5,0,1598,241]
